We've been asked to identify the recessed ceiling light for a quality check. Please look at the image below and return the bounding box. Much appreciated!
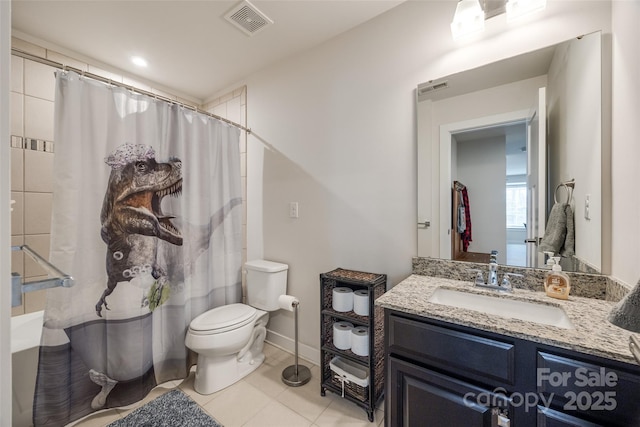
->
[131,56,148,67]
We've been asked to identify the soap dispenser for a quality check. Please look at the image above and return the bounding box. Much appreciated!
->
[544,257,571,300]
[543,251,555,269]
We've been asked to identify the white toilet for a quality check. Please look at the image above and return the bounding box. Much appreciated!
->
[185,259,288,394]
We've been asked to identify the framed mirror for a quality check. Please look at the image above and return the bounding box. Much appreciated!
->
[417,31,603,273]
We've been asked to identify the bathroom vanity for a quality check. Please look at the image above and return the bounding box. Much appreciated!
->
[377,274,640,427]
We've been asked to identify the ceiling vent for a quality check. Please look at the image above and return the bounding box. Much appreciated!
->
[418,81,449,96]
[225,1,274,37]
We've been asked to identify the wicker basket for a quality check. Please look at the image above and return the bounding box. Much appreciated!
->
[330,373,369,402]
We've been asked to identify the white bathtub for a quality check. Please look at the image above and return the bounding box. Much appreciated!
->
[11,310,44,427]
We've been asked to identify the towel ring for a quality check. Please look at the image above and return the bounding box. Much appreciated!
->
[554,180,575,204]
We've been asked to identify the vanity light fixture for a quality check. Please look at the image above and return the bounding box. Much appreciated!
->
[451,0,546,40]
[505,0,547,21]
[450,0,485,40]
[608,281,640,364]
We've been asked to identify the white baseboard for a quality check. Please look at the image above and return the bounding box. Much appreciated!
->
[265,329,320,366]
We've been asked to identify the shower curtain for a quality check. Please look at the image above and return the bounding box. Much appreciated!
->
[33,71,243,426]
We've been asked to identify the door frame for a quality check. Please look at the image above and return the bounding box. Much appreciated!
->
[439,109,531,260]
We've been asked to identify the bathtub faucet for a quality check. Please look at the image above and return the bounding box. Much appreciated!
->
[11,245,74,307]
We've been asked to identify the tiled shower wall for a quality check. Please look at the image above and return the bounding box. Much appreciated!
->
[10,37,248,316]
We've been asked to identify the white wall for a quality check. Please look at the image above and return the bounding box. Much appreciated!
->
[238,1,620,361]
[244,11,418,359]
[547,32,602,271]
[456,136,507,260]
[611,1,640,287]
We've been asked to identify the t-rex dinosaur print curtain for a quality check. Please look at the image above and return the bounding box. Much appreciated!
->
[32,71,243,426]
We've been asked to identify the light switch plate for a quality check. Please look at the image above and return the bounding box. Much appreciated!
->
[289,202,299,218]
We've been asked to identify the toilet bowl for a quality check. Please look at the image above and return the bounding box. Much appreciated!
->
[185,260,288,394]
[186,303,268,394]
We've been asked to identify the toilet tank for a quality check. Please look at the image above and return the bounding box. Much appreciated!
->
[245,260,288,311]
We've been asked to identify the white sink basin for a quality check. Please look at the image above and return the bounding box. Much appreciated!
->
[428,287,575,329]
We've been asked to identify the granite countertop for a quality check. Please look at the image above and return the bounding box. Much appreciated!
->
[375,274,638,365]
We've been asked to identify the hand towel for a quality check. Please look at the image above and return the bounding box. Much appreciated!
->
[560,203,575,257]
[539,202,575,257]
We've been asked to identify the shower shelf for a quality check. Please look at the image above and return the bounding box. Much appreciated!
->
[319,268,386,423]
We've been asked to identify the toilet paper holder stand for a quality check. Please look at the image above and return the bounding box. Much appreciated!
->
[282,299,312,387]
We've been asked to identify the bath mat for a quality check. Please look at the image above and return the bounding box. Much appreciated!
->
[107,389,223,427]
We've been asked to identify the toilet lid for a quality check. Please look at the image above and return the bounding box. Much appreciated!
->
[189,303,257,333]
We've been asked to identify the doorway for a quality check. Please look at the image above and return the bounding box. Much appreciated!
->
[438,109,533,266]
[452,121,527,266]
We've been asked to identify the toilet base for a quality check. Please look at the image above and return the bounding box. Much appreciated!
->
[194,350,265,395]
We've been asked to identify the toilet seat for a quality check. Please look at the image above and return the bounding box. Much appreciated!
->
[189,303,257,335]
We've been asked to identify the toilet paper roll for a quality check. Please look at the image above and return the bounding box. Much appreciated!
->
[333,321,354,350]
[351,326,369,356]
[332,287,354,312]
[353,289,369,316]
[278,294,299,312]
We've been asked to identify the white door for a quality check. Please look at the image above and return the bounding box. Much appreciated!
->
[526,87,547,268]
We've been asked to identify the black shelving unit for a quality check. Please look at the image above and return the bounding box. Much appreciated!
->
[319,268,386,422]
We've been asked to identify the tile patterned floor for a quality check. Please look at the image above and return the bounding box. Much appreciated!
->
[69,343,384,427]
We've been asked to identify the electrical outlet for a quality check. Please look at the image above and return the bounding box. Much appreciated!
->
[289,202,299,218]
[585,194,591,220]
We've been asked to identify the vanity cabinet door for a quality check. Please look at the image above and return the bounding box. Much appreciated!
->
[388,356,511,427]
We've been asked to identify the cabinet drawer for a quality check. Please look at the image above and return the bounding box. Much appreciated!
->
[537,351,640,426]
[388,314,515,384]
[537,406,603,426]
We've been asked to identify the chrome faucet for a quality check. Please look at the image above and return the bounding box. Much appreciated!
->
[467,251,522,292]
[487,251,499,286]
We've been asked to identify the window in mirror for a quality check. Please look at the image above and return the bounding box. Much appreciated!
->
[506,183,527,229]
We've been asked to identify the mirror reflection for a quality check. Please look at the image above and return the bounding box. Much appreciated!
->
[417,31,602,273]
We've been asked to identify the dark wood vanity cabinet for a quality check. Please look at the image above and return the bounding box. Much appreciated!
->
[384,310,640,427]
[389,357,513,426]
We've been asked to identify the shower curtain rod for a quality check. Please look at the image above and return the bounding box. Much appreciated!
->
[11,48,251,134]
